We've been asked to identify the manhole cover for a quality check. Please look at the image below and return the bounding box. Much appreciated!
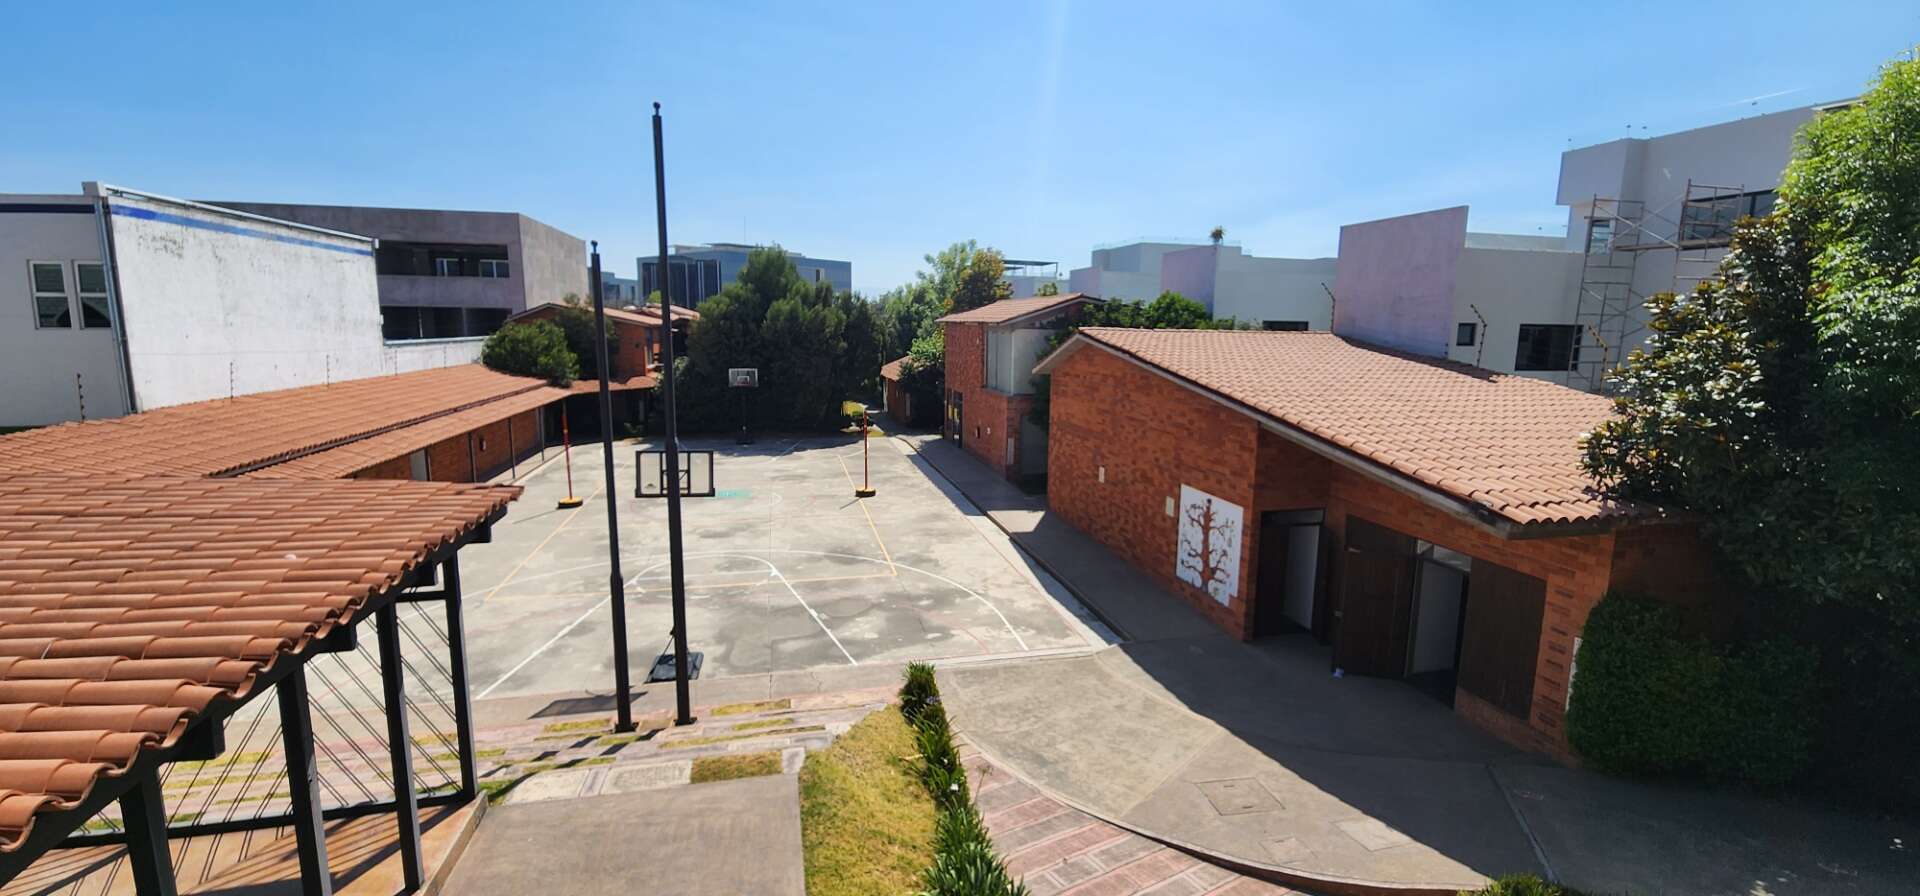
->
[1335,818,1412,852]
[1195,778,1282,816]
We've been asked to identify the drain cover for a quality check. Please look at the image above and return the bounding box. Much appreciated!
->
[1195,777,1282,816]
[646,651,704,683]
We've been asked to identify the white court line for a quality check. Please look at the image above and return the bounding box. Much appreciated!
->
[474,594,613,699]
[769,563,858,665]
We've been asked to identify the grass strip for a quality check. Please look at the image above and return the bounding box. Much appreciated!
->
[690,750,784,783]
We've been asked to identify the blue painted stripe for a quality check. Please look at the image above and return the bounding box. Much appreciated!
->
[110,204,373,257]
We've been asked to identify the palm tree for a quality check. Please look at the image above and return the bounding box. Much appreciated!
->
[1209,226,1225,245]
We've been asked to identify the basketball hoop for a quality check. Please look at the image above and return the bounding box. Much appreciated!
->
[728,368,759,389]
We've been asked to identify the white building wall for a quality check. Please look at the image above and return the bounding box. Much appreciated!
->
[1213,256,1337,329]
[0,198,130,425]
[105,190,386,409]
[1448,245,1584,385]
[384,337,485,374]
[986,327,1053,394]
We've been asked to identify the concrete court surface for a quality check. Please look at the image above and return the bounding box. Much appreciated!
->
[454,434,1107,703]
[441,774,804,896]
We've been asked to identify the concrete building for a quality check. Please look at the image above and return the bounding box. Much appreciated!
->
[215,200,587,342]
[640,242,852,306]
[1003,259,1068,298]
[940,293,1097,485]
[598,269,642,305]
[1068,240,1336,329]
[1034,327,1725,759]
[1,184,476,427]
[1332,102,1837,389]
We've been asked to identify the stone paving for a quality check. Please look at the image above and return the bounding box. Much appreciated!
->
[962,743,1302,896]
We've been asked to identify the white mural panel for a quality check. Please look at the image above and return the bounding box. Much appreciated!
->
[1175,484,1243,606]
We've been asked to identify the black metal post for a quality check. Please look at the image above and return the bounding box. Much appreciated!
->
[590,246,636,734]
[376,602,423,890]
[441,556,478,798]
[654,102,695,726]
[277,668,334,896]
[118,773,177,896]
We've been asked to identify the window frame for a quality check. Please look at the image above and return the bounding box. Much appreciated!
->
[28,260,74,330]
[74,261,112,329]
[1513,323,1582,372]
[433,256,464,277]
[478,258,510,278]
[1456,322,1477,347]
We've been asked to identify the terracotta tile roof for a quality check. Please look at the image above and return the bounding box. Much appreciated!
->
[246,387,568,480]
[0,366,547,479]
[937,293,1096,326]
[1050,329,1626,526]
[565,374,657,394]
[509,302,699,328]
[0,475,516,852]
[880,356,910,382]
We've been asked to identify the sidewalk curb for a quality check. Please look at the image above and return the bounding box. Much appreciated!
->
[960,734,1483,896]
[425,797,489,896]
[889,434,1136,642]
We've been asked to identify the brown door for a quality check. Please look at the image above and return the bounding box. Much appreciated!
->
[1335,516,1416,677]
[1457,560,1547,719]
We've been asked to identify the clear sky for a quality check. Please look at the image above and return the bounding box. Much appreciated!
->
[4,2,1913,294]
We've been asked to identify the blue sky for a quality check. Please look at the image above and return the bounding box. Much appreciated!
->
[4,2,1913,294]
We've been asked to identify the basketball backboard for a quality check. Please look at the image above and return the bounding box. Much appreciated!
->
[636,448,715,498]
[728,367,759,388]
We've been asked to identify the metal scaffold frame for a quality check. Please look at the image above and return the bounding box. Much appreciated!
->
[1569,179,1746,392]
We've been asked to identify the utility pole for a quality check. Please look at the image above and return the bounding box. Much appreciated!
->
[590,245,635,734]
[654,102,696,727]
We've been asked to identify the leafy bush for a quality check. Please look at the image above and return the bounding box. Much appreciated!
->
[897,665,1027,896]
[481,320,577,385]
[1457,873,1589,896]
[552,302,617,374]
[1567,594,1817,784]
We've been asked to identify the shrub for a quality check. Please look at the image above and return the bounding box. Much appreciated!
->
[1457,873,1589,896]
[1566,595,1720,775]
[897,665,1028,896]
[481,320,577,385]
[1567,593,1818,785]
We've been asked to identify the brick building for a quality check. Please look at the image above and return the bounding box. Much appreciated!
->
[880,356,915,426]
[939,293,1096,482]
[1034,328,1721,759]
[506,302,698,384]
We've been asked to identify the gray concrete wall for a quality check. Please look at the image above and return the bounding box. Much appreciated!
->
[1332,206,1468,357]
[517,214,588,306]
[0,196,130,424]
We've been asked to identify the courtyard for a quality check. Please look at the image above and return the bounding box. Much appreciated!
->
[455,432,1109,704]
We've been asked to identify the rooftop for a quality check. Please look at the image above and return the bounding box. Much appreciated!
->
[0,475,516,853]
[937,293,1097,327]
[1037,328,1627,528]
[879,356,910,382]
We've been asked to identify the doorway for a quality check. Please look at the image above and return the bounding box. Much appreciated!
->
[1253,509,1327,638]
[1405,543,1472,705]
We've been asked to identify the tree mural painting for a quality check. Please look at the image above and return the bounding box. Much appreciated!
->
[1176,484,1243,605]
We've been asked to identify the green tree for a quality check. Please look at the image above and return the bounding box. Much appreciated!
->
[897,330,945,428]
[552,305,618,375]
[1035,280,1061,297]
[480,320,577,385]
[1028,292,1232,427]
[948,247,1012,314]
[1580,54,1920,803]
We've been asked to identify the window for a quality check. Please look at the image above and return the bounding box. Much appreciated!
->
[1262,320,1308,331]
[1679,189,1778,246]
[478,258,509,278]
[29,262,71,328]
[434,257,464,277]
[1514,324,1581,372]
[76,263,111,329]
[1456,322,1477,346]
[1585,218,1614,254]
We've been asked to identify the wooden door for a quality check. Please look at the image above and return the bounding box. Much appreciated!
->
[1253,516,1294,637]
[1457,560,1547,719]
[1335,516,1416,677]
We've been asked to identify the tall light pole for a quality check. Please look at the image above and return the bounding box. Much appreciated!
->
[589,245,634,733]
[653,102,695,727]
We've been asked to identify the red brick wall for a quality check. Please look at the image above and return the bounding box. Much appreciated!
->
[517,305,655,381]
[354,455,414,480]
[1045,342,1638,759]
[945,321,1045,478]
[883,378,912,426]
[421,410,544,482]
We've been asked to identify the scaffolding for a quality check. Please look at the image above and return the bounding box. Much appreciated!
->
[1569,180,1746,391]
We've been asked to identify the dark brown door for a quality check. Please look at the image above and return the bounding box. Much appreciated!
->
[1335,516,1416,677]
[1457,560,1547,719]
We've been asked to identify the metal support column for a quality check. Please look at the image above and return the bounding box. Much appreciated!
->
[441,556,479,797]
[118,773,177,896]
[277,668,333,896]
[377,602,424,891]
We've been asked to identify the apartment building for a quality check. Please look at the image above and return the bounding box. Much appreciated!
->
[640,242,852,306]
[216,200,587,342]
[1003,258,1069,298]
[1068,240,1336,329]
[1,184,476,426]
[1332,102,1835,389]
[599,269,643,305]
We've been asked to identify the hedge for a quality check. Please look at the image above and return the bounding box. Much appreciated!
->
[1566,593,1817,785]
[899,662,1029,896]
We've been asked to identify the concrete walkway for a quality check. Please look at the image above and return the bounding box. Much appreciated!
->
[441,774,804,895]
[911,433,1920,895]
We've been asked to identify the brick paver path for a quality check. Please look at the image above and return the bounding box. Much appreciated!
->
[963,745,1304,896]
